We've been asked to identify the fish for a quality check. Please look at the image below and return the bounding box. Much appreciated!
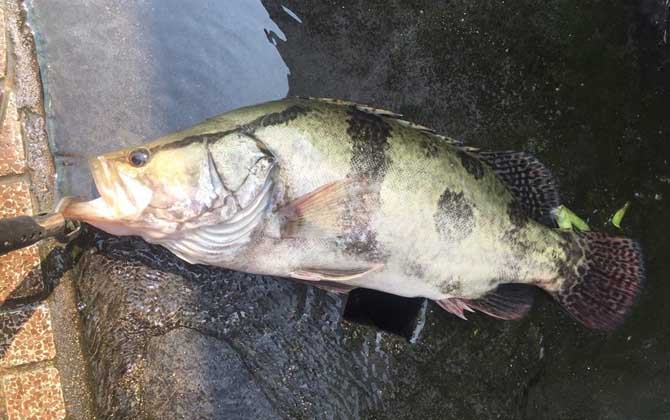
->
[62,97,645,331]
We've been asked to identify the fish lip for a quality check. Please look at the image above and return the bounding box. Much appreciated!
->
[59,156,118,222]
[88,156,115,209]
[88,155,154,221]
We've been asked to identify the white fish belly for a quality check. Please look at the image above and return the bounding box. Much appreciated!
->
[346,269,448,300]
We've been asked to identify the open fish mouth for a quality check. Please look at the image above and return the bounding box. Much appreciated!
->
[61,157,152,224]
[88,156,116,211]
[59,157,117,223]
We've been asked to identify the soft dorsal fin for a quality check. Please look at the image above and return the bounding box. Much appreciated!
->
[437,283,535,321]
[472,151,561,226]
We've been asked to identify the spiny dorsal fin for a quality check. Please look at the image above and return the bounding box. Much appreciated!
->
[300,97,402,118]
[436,283,535,321]
[432,134,464,146]
[300,97,463,145]
[386,117,434,132]
[472,151,561,226]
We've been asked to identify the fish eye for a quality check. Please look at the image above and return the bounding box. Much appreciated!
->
[128,148,151,167]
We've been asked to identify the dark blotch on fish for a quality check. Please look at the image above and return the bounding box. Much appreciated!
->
[404,260,426,278]
[457,150,485,180]
[344,107,392,260]
[154,105,311,153]
[342,231,385,261]
[440,279,462,295]
[339,191,388,262]
[346,108,392,181]
[507,200,529,228]
[419,133,441,158]
[153,131,233,152]
[244,104,311,132]
[434,189,475,242]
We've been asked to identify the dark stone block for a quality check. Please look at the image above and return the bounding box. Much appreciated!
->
[143,328,280,420]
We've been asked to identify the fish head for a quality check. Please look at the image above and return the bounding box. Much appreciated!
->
[63,131,276,240]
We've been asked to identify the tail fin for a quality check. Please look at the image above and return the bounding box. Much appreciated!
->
[549,232,645,331]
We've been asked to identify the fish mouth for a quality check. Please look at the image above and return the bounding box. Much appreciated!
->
[89,156,116,211]
[61,156,150,224]
[59,157,118,223]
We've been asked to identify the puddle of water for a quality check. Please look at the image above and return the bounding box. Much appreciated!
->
[27,0,290,199]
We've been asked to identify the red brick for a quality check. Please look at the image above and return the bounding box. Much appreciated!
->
[0,181,31,218]
[0,304,55,368]
[0,92,26,177]
[0,246,42,302]
[0,182,43,302]
[2,366,66,420]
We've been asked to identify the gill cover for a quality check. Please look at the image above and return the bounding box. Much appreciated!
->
[66,130,278,264]
[154,131,277,264]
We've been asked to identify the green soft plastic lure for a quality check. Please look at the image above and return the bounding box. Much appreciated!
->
[611,202,630,229]
[554,205,590,232]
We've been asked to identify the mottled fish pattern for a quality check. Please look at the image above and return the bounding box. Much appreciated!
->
[64,98,645,331]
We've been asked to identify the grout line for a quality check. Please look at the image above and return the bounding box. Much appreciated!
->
[18,108,41,216]
[0,172,30,186]
[0,12,9,126]
[0,292,52,313]
[0,80,8,129]
[0,359,55,376]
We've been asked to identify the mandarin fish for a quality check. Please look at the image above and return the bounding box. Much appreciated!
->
[62,98,644,331]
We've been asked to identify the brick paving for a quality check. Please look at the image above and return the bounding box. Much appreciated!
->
[0,182,43,302]
[0,305,55,369]
[0,2,67,419]
[2,367,66,420]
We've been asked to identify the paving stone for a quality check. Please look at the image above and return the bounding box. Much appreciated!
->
[0,181,31,218]
[0,92,26,177]
[0,304,55,368]
[0,182,43,302]
[2,366,66,420]
[0,245,43,302]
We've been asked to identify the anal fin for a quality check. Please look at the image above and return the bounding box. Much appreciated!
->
[435,298,475,320]
[437,283,535,321]
[473,150,561,226]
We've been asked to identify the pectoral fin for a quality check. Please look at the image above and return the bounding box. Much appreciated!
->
[289,263,384,282]
[278,178,375,239]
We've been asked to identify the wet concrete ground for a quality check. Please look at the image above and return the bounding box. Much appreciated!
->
[74,230,544,419]
[27,0,670,418]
